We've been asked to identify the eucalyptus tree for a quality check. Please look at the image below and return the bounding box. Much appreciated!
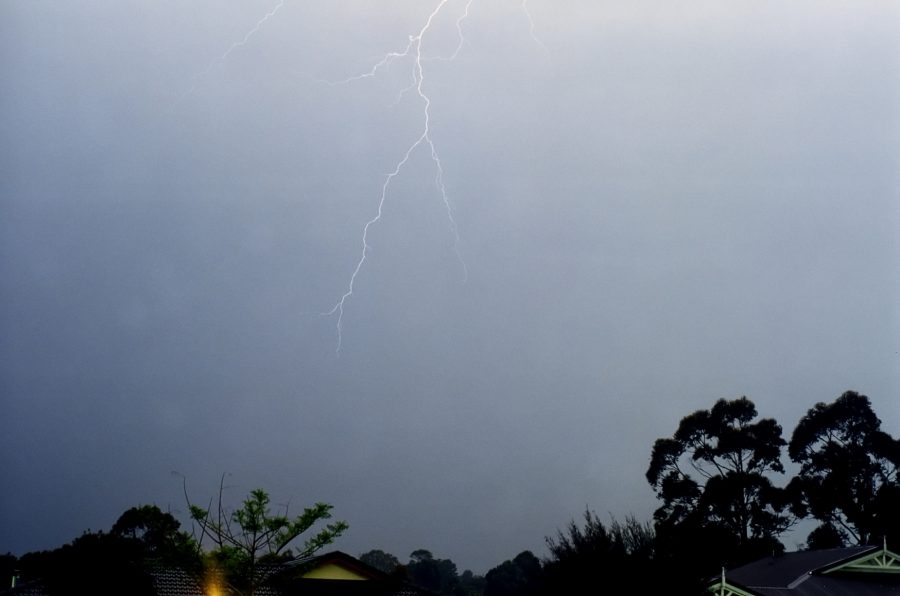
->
[788,390,900,547]
[646,396,792,561]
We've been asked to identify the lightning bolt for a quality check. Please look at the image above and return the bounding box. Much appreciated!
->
[181,0,286,101]
[219,0,285,62]
[179,0,546,354]
[322,0,470,354]
[520,0,549,58]
[435,0,474,62]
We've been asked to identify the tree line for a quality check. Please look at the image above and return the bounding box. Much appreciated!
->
[3,390,897,595]
[648,391,898,565]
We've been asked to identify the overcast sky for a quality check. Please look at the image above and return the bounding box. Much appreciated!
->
[2,0,899,573]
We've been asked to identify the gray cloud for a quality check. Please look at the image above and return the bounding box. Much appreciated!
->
[2,0,898,572]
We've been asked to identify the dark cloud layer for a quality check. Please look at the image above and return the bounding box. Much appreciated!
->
[2,1,898,572]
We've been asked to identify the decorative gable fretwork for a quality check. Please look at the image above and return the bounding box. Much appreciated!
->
[708,580,756,596]
[825,545,900,575]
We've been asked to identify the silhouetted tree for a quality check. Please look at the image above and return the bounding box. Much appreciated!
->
[15,506,199,596]
[458,568,487,596]
[358,549,402,575]
[484,551,542,596]
[541,511,662,594]
[406,549,461,595]
[545,510,620,564]
[804,523,847,549]
[647,397,791,565]
[788,390,900,546]
[111,505,200,571]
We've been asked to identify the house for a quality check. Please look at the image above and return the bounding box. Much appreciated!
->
[264,551,429,596]
[709,541,900,595]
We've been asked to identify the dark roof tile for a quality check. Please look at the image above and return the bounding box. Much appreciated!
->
[727,546,876,589]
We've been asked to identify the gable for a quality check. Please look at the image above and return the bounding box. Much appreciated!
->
[713,544,900,596]
[707,579,757,596]
[302,562,370,581]
[823,544,900,575]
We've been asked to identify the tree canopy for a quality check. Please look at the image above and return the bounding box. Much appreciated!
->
[14,506,199,596]
[357,548,484,596]
[646,396,792,565]
[188,485,348,596]
[358,548,402,575]
[788,390,900,546]
[406,549,462,595]
[539,511,667,594]
[110,505,199,569]
[483,551,542,596]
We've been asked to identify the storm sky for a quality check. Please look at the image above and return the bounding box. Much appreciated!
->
[2,0,898,573]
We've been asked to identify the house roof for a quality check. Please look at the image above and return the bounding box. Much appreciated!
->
[727,546,875,588]
[151,567,205,596]
[271,552,431,596]
[288,551,397,581]
[713,544,900,596]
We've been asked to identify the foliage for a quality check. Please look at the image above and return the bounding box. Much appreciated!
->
[406,549,464,595]
[357,549,482,596]
[483,551,542,596]
[545,510,621,563]
[646,396,792,565]
[540,511,664,594]
[15,506,199,596]
[111,505,201,571]
[458,568,487,596]
[804,523,847,549]
[788,390,900,546]
[188,484,348,596]
[18,532,156,596]
[358,548,402,575]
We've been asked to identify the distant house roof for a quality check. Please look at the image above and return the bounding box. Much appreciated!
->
[270,551,430,596]
[710,543,900,596]
[151,567,205,596]
[290,551,398,581]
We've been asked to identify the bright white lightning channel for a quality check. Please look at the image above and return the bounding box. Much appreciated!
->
[183,0,546,353]
[181,0,285,101]
[323,0,546,353]
[321,0,468,354]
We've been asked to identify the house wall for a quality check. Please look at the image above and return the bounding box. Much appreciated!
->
[302,563,368,581]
